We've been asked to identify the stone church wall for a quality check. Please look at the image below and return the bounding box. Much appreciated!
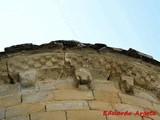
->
[0,41,160,120]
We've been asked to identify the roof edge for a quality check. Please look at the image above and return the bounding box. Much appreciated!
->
[0,40,159,66]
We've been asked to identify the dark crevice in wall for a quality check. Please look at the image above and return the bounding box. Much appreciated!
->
[29,114,31,120]
[107,72,111,81]
[87,101,91,110]
[6,61,15,84]
[65,111,68,120]
[4,108,6,119]
[45,105,47,112]
[21,95,23,103]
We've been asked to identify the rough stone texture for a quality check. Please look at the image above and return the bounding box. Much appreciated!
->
[153,103,160,113]
[0,108,5,119]
[107,115,141,120]
[93,90,121,103]
[0,41,160,120]
[90,81,120,93]
[67,110,105,120]
[75,67,92,88]
[119,93,154,110]
[0,94,21,107]
[114,103,144,113]
[22,91,54,103]
[88,101,114,110]
[46,100,89,111]
[143,118,152,120]
[0,58,9,85]
[0,84,20,96]
[6,104,45,118]
[53,89,94,100]
[19,70,37,88]
[31,111,66,120]
[148,115,160,120]
[119,75,134,94]
[4,115,29,120]
[134,90,159,103]
[37,79,75,91]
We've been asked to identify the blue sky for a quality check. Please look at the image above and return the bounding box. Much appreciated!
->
[0,0,159,60]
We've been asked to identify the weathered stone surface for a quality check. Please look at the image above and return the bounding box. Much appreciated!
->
[114,103,144,113]
[31,111,66,120]
[134,76,146,85]
[90,81,119,93]
[20,85,38,94]
[0,94,21,107]
[107,115,141,120]
[88,101,113,110]
[1,41,160,120]
[22,91,54,103]
[90,69,110,81]
[37,68,68,81]
[143,108,159,119]
[143,117,152,120]
[19,70,37,88]
[119,93,154,110]
[0,58,9,85]
[34,63,42,68]
[38,79,75,91]
[93,90,121,103]
[134,90,159,103]
[67,110,105,120]
[0,84,20,96]
[46,100,89,111]
[119,75,134,94]
[153,103,160,113]
[53,89,94,100]
[6,104,45,118]
[0,108,5,119]
[148,115,160,120]
[75,67,92,88]
[4,115,29,120]
[7,55,29,74]
[46,61,53,67]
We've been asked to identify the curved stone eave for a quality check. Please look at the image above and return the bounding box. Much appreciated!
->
[0,40,160,120]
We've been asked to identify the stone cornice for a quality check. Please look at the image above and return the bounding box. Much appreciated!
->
[0,40,159,66]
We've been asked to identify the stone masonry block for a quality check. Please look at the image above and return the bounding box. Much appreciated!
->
[90,81,119,93]
[134,90,159,103]
[114,103,144,113]
[46,100,89,111]
[0,84,20,97]
[6,104,45,118]
[93,90,121,103]
[88,101,113,110]
[38,79,75,91]
[22,91,54,103]
[67,110,105,120]
[119,93,154,110]
[4,115,29,120]
[31,111,66,120]
[0,94,21,107]
[53,89,94,100]
[107,115,141,120]
[0,108,5,119]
